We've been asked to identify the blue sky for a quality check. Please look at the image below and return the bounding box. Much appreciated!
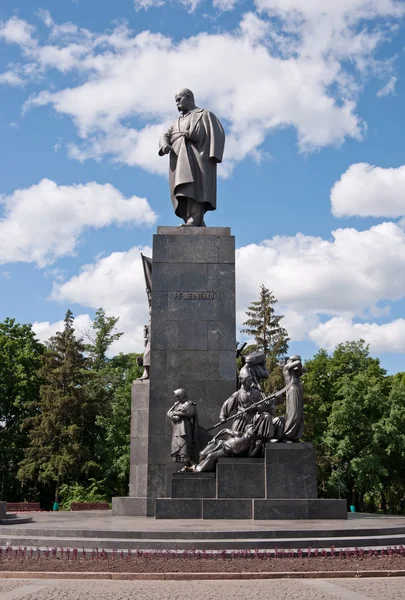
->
[2,0,405,372]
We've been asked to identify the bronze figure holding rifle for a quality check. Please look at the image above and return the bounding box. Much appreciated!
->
[216,373,285,455]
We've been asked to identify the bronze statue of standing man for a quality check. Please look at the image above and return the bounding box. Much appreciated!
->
[159,89,225,227]
[167,389,199,469]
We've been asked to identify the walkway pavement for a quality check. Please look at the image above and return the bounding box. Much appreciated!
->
[1,577,405,599]
[2,511,405,534]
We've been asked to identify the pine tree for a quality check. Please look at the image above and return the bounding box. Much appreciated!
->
[240,285,289,393]
[84,308,123,371]
[18,310,98,502]
[241,285,289,357]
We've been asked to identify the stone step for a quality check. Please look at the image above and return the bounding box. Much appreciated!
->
[0,516,33,525]
[2,522,405,540]
[2,532,405,551]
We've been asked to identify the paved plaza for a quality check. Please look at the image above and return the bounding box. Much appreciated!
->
[2,511,405,552]
[2,510,405,534]
[1,577,405,600]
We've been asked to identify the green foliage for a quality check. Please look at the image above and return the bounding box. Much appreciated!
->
[84,308,123,371]
[303,340,405,512]
[240,285,289,393]
[59,479,110,511]
[16,307,142,505]
[0,318,44,501]
[241,285,289,358]
[18,310,98,500]
[7,305,405,516]
[82,309,142,496]
[95,352,142,496]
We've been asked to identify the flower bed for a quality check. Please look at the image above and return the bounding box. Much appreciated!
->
[70,503,109,511]
[1,546,405,573]
[6,503,40,512]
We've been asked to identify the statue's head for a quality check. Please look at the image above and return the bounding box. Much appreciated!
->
[245,424,255,436]
[239,372,252,388]
[289,354,301,363]
[173,388,187,401]
[175,88,196,114]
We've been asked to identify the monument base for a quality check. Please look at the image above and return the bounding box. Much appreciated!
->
[155,498,347,520]
[155,443,347,520]
[112,497,147,517]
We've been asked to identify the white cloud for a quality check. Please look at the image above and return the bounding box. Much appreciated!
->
[377,76,397,97]
[213,0,239,11]
[281,309,320,342]
[134,0,164,9]
[33,313,93,344]
[254,0,404,64]
[50,246,152,354]
[331,163,405,218]
[0,16,35,47]
[236,222,405,318]
[235,222,405,353]
[0,179,157,267]
[0,71,24,86]
[309,317,405,354]
[21,16,365,168]
[1,6,401,173]
[45,220,405,355]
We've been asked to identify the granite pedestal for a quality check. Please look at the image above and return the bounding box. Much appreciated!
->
[156,444,347,519]
[112,226,236,517]
[266,443,317,498]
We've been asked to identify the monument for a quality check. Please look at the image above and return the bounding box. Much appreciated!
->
[112,89,346,520]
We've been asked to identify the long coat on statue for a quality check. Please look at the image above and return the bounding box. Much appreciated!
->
[159,108,225,220]
[167,400,199,463]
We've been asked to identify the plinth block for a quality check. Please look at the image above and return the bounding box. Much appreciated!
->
[253,499,347,520]
[112,497,147,517]
[217,458,265,499]
[171,472,216,498]
[203,499,253,519]
[156,499,202,519]
[265,443,317,499]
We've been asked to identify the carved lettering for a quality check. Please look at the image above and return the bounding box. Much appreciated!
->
[173,292,215,300]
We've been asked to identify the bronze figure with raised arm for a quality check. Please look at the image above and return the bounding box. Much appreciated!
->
[282,355,306,442]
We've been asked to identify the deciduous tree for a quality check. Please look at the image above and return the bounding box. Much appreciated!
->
[0,319,43,500]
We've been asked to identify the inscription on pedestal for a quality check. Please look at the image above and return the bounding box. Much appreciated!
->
[173,292,215,300]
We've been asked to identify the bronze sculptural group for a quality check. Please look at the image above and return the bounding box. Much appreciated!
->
[168,353,306,473]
